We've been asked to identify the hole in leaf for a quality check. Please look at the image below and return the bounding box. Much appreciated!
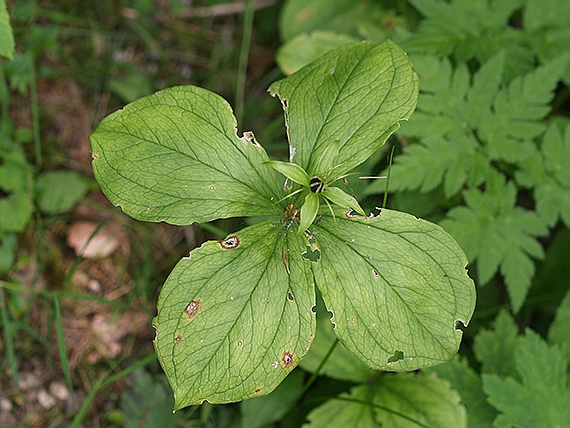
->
[184,300,202,320]
[372,269,380,278]
[174,335,183,344]
[302,245,321,262]
[237,341,243,347]
[281,351,294,369]
[220,236,240,250]
[455,319,468,331]
[387,350,404,363]
[287,290,295,303]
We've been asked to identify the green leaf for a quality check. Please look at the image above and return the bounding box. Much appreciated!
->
[302,384,377,428]
[548,290,570,363]
[0,0,15,60]
[321,187,365,216]
[264,160,310,186]
[373,372,466,428]
[36,170,88,214]
[279,0,382,42]
[311,208,475,371]
[299,192,319,234]
[441,170,548,312]
[121,369,184,428]
[276,31,359,76]
[240,369,304,428]
[0,192,34,233]
[479,55,568,163]
[404,0,531,77]
[473,310,520,378]
[269,40,419,180]
[426,357,497,428]
[90,86,283,226]
[0,234,18,274]
[516,122,570,228]
[311,139,340,179]
[482,329,570,428]
[299,295,371,383]
[304,372,466,428]
[376,53,505,198]
[523,0,570,76]
[152,220,315,408]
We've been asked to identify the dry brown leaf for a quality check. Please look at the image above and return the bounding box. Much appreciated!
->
[66,221,119,259]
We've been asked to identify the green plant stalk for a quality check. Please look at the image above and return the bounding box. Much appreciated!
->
[297,338,339,400]
[235,0,256,129]
[195,221,229,238]
[28,54,42,168]
[0,63,8,129]
[382,144,396,209]
[70,354,156,428]
[0,288,19,389]
[54,295,75,409]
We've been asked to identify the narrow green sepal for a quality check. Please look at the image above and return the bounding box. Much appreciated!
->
[264,161,310,186]
[311,140,340,178]
[322,187,366,216]
[299,192,320,234]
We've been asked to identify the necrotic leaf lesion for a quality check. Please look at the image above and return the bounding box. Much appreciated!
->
[184,299,202,320]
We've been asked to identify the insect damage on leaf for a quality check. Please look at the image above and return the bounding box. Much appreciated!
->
[387,350,405,364]
[281,351,294,369]
[302,245,321,262]
[220,236,240,249]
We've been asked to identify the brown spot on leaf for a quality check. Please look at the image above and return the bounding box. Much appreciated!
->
[281,351,294,369]
[254,388,262,394]
[220,236,240,250]
[184,300,202,320]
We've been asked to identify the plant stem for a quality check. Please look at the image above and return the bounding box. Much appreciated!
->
[382,144,396,209]
[29,54,42,168]
[235,0,256,130]
[297,337,339,400]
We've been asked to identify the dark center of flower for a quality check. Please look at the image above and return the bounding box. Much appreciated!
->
[309,177,325,193]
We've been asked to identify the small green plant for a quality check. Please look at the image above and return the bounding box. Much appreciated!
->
[273,0,570,426]
[0,6,88,276]
[90,40,475,410]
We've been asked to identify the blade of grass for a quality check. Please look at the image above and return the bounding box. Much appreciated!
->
[382,144,396,209]
[53,294,75,409]
[0,288,19,389]
[28,53,42,168]
[70,365,116,428]
[1,280,130,309]
[235,0,255,129]
[70,354,157,428]
[195,221,229,238]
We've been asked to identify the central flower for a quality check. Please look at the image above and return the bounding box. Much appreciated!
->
[264,148,366,234]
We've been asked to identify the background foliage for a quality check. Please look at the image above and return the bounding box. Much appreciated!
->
[1,0,569,427]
